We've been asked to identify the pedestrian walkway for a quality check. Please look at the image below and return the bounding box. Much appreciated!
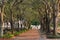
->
[0,29,60,40]
[13,29,40,40]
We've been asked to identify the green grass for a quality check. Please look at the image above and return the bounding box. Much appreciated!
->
[47,34,60,39]
[58,24,60,27]
[3,33,14,38]
[3,29,28,38]
[14,29,27,36]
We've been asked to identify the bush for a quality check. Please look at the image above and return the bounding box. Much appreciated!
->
[31,20,40,25]
[3,33,14,38]
[14,29,27,36]
[3,28,28,38]
[14,31,20,36]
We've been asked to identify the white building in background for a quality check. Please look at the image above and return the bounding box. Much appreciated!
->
[18,20,24,28]
[4,22,11,29]
[31,25,41,29]
[3,20,25,29]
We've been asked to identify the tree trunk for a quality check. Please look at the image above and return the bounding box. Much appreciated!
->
[7,21,9,28]
[17,15,20,31]
[10,21,14,34]
[0,12,4,37]
[40,21,43,31]
[28,23,31,29]
[0,5,4,37]
[53,15,57,35]
[10,9,14,34]
[28,21,31,29]
[52,0,59,35]
[52,7,58,35]
[45,5,50,34]
[21,24,22,30]
[18,21,20,31]
[46,14,50,34]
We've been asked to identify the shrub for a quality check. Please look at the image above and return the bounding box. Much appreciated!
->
[14,29,27,36]
[31,20,40,25]
[14,31,20,36]
[3,33,14,38]
[3,28,28,38]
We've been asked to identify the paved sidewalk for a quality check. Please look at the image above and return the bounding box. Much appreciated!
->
[13,29,40,40]
[0,29,40,40]
[0,29,60,40]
